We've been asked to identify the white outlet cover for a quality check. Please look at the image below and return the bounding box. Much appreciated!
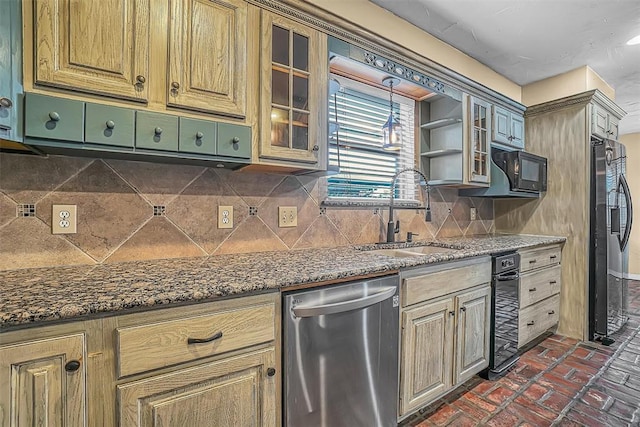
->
[218,205,234,229]
[52,205,77,234]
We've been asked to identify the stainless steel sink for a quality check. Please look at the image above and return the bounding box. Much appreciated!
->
[370,246,461,258]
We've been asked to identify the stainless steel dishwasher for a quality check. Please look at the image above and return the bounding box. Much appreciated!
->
[283,275,399,427]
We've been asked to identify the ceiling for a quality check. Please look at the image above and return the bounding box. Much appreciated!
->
[369,0,640,135]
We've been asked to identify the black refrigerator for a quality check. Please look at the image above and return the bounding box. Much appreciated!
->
[590,137,634,342]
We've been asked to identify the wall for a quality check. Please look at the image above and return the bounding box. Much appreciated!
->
[495,103,591,341]
[522,66,615,107]
[0,152,494,271]
[621,133,640,276]
[305,0,521,102]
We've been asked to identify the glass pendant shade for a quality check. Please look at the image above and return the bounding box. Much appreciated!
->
[381,77,402,151]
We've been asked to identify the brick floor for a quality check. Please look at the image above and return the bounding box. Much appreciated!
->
[401,280,640,426]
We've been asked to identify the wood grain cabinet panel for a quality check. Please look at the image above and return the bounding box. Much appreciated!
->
[33,0,150,102]
[0,334,86,426]
[454,286,491,384]
[118,348,277,427]
[168,0,248,117]
[400,298,455,416]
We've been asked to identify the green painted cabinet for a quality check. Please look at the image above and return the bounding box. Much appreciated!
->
[0,0,23,142]
[179,117,217,155]
[218,123,251,159]
[135,112,179,152]
[85,103,135,147]
[24,93,85,142]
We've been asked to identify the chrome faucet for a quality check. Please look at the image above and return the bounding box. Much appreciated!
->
[386,168,432,243]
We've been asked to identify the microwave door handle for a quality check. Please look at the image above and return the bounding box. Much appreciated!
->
[619,174,633,251]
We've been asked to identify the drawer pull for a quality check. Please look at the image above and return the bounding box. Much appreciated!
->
[550,255,558,260]
[548,310,555,315]
[106,120,115,129]
[0,97,12,108]
[267,367,276,377]
[232,136,240,144]
[529,287,537,292]
[527,321,535,326]
[154,127,163,135]
[65,360,81,372]
[187,331,223,344]
[49,111,60,121]
[529,259,537,264]
[549,280,557,285]
[460,306,467,312]
[195,131,204,139]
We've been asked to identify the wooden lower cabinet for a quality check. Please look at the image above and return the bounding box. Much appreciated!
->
[118,348,277,427]
[0,334,87,426]
[399,257,492,419]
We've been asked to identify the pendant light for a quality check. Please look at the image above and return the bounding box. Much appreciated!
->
[381,77,402,151]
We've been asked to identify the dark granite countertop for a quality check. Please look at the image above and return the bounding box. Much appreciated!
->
[0,234,565,330]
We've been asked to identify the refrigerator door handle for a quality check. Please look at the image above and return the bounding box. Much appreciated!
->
[618,174,633,251]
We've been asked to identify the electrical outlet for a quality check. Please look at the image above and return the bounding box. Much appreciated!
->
[52,205,77,234]
[218,206,234,229]
[279,206,297,227]
[470,207,477,221]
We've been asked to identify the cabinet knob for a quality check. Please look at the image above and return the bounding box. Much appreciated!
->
[527,321,535,326]
[267,367,276,377]
[154,127,163,135]
[136,75,146,84]
[0,97,12,108]
[549,280,557,285]
[529,287,537,292]
[171,81,180,90]
[49,112,60,121]
[232,136,240,144]
[195,131,204,139]
[449,311,455,317]
[65,360,81,372]
[460,306,466,312]
[312,145,319,152]
[105,120,115,129]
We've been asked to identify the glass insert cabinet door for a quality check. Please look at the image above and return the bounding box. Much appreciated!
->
[468,96,491,184]
[260,11,327,166]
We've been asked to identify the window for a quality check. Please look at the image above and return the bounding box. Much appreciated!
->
[326,75,417,203]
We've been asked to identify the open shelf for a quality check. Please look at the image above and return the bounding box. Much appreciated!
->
[420,117,462,130]
[420,148,463,158]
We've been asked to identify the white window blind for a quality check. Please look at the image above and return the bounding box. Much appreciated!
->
[327,75,417,202]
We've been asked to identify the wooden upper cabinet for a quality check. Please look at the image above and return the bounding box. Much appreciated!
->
[34,0,150,102]
[168,0,248,117]
[260,11,327,166]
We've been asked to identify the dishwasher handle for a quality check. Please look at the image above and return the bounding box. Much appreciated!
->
[292,286,397,318]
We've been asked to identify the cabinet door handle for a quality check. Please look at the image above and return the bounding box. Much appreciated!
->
[549,280,557,285]
[449,311,455,317]
[529,259,537,264]
[0,97,12,108]
[312,145,319,152]
[460,306,466,312]
[65,360,81,372]
[527,321,535,326]
[529,287,537,292]
[187,331,223,344]
[136,75,146,84]
[267,367,276,377]
[548,310,555,315]
[550,255,558,260]
[171,81,180,90]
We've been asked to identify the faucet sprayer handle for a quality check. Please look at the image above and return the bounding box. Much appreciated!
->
[407,232,419,242]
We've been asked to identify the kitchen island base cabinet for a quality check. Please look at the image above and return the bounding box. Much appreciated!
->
[399,257,491,419]
[118,348,276,427]
[0,334,86,426]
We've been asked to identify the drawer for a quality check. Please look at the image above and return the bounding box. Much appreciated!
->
[117,301,276,378]
[25,93,84,142]
[135,111,179,152]
[402,258,491,307]
[179,117,217,155]
[518,294,560,347]
[519,244,561,273]
[85,103,135,147]
[217,123,251,159]
[519,264,561,308]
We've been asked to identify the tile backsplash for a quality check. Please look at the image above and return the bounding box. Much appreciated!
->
[0,153,494,270]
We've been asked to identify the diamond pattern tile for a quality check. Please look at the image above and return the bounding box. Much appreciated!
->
[0,153,92,203]
[260,176,320,248]
[436,215,463,238]
[167,169,249,254]
[214,215,287,255]
[215,169,284,208]
[0,192,16,228]
[36,161,152,261]
[105,217,205,263]
[0,219,95,270]
[293,215,349,249]
[107,159,205,206]
[326,208,377,243]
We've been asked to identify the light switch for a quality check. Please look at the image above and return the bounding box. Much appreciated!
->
[52,205,77,234]
[218,205,233,229]
[279,206,297,227]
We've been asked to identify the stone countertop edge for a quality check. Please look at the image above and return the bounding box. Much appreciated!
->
[0,234,566,330]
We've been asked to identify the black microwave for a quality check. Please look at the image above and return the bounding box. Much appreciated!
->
[492,149,547,193]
